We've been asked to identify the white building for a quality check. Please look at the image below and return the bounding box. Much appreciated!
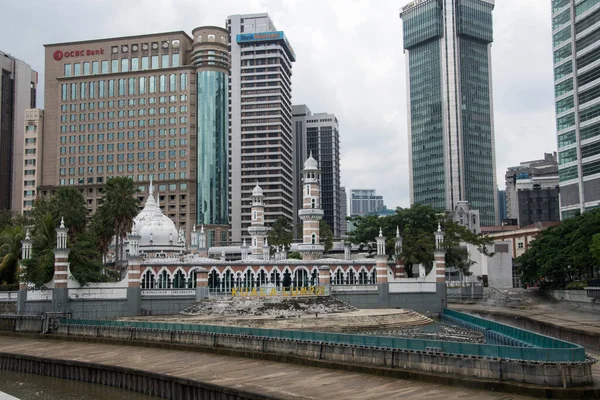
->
[227,14,296,243]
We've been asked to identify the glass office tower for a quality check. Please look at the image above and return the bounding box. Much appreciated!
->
[400,0,498,226]
[191,27,230,244]
[551,0,600,218]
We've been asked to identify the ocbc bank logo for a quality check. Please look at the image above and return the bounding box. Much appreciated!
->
[53,50,63,61]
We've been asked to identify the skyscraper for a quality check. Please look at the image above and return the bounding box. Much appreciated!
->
[227,14,296,243]
[400,0,498,226]
[41,28,230,245]
[292,105,342,237]
[349,189,385,216]
[551,0,600,218]
[0,50,38,212]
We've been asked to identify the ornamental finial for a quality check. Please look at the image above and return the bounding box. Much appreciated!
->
[60,217,65,228]
[379,227,383,237]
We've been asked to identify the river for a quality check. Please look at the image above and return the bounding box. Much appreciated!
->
[0,371,160,400]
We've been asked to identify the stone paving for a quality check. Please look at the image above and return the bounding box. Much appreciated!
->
[0,336,531,399]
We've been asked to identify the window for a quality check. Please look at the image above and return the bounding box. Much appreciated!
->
[172,53,180,67]
[73,63,81,76]
[111,59,118,73]
[180,73,188,90]
[151,55,159,69]
[64,64,72,77]
[142,56,149,70]
[162,54,169,68]
[517,242,524,249]
[101,60,108,73]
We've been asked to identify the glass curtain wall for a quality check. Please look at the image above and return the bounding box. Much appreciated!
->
[196,70,229,226]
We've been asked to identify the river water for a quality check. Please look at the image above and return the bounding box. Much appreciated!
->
[0,371,160,400]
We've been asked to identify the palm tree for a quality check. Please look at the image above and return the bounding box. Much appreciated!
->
[52,188,88,241]
[90,207,115,264]
[102,177,139,263]
[0,226,25,285]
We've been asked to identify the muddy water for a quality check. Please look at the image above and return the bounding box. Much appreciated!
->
[0,371,161,400]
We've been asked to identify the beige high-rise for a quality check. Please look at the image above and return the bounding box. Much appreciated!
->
[42,29,230,244]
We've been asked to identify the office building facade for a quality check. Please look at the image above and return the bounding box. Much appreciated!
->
[292,105,342,237]
[227,14,296,243]
[350,189,385,216]
[22,108,44,214]
[505,152,560,227]
[42,28,230,245]
[400,0,498,226]
[339,186,348,236]
[0,51,38,212]
[552,0,600,218]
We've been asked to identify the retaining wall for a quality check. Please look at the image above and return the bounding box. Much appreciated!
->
[547,290,600,313]
[0,316,43,333]
[460,308,600,352]
[0,352,272,400]
[55,323,593,387]
[0,302,16,314]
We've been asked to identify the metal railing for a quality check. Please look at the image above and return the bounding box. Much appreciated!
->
[59,309,586,362]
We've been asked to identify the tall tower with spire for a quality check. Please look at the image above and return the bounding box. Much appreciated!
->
[247,184,269,259]
[298,154,324,260]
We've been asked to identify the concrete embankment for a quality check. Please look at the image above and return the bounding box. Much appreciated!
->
[451,305,600,352]
[0,335,536,400]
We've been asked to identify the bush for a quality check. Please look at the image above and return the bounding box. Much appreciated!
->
[0,283,19,292]
[566,281,586,290]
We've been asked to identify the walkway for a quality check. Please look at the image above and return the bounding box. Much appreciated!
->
[451,304,600,383]
[0,336,529,400]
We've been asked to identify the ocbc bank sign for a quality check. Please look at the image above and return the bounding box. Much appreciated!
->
[53,48,105,61]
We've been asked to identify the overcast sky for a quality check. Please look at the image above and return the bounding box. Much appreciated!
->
[1,0,555,210]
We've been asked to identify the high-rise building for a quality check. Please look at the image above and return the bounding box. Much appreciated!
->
[400,0,498,226]
[292,105,341,237]
[551,0,600,218]
[339,186,348,237]
[350,189,385,216]
[22,108,44,214]
[227,14,296,243]
[505,152,559,227]
[41,28,230,245]
[0,50,38,212]
[497,189,506,221]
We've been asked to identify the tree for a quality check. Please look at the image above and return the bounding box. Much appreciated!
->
[53,188,88,240]
[68,230,109,286]
[20,212,56,288]
[101,177,139,263]
[320,220,334,252]
[347,203,492,277]
[287,251,302,260]
[90,207,115,264]
[591,233,600,266]
[518,210,600,288]
[267,217,293,251]
[0,226,25,284]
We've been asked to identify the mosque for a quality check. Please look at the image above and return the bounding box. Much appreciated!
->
[121,155,420,293]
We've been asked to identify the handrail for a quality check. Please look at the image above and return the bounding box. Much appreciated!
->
[59,309,587,362]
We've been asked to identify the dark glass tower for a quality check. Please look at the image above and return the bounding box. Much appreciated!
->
[191,27,230,245]
[551,0,600,219]
[400,0,498,226]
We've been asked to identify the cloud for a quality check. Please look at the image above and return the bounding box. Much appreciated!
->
[0,0,555,211]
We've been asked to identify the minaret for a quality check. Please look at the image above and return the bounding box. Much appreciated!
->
[395,226,406,278]
[298,153,324,261]
[247,183,269,259]
[375,227,388,283]
[54,217,70,289]
[434,223,447,310]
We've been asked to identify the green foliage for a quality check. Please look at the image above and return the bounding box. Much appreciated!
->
[517,210,600,288]
[287,251,302,260]
[19,212,56,288]
[69,231,110,286]
[566,281,586,290]
[100,177,139,262]
[591,233,600,265]
[90,207,115,263]
[320,220,334,252]
[0,226,24,284]
[267,217,293,251]
[347,203,492,276]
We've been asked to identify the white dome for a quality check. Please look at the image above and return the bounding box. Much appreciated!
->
[133,184,180,247]
[252,184,263,197]
[304,154,319,170]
